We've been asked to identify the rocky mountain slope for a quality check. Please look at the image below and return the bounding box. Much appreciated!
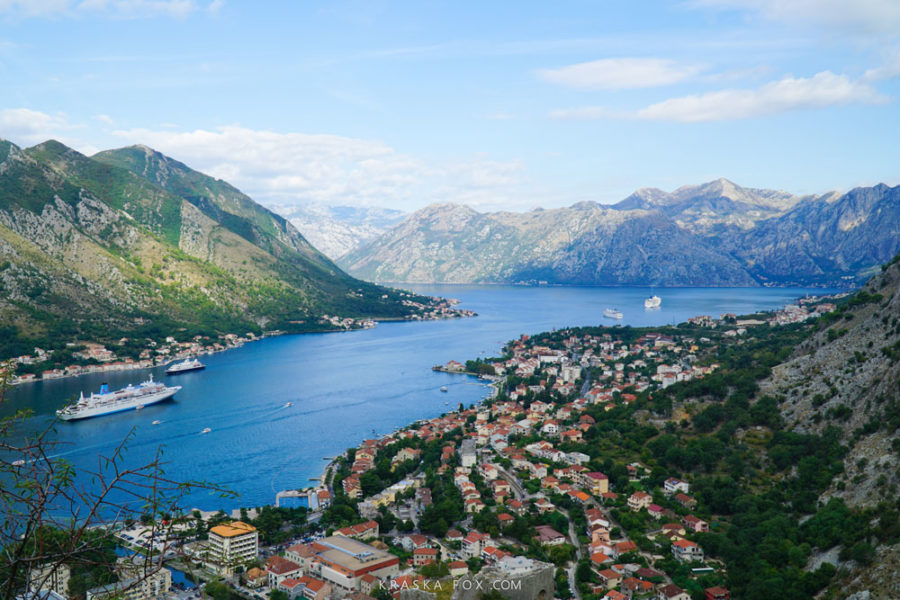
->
[270,203,405,260]
[760,257,900,597]
[339,179,900,287]
[0,139,443,358]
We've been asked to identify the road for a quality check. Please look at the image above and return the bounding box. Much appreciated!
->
[557,506,583,600]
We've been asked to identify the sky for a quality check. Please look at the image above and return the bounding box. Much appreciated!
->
[0,0,898,212]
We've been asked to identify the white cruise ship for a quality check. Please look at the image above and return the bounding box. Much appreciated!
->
[56,375,181,421]
[165,357,205,375]
[644,295,662,309]
[603,308,623,319]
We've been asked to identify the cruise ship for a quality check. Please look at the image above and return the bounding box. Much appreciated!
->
[603,308,623,319]
[56,376,181,421]
[644,295,662,309]
[165,357,205,375]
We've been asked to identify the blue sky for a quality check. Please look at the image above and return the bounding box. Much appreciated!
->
[1,0,898,211]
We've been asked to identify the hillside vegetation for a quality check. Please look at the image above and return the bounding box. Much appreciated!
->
[0,140,449,359]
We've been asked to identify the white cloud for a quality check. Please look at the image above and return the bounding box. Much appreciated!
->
[109,125,528,211]
[0,107,98,152]
[0,0,220,18]
[551,70,887,122]
[863,49,900,81]
[690,0,900,36]
[537,58,703,90]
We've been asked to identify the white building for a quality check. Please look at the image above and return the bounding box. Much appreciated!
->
[28,564,70,598]
[207,521,259,573]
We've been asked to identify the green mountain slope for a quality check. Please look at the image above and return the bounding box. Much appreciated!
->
[0,139,447,359]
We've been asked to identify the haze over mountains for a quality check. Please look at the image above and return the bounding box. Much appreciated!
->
[273,204,405,260]
[336,179,900,288]
[0,139,444,356]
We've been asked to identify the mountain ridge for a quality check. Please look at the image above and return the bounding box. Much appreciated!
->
[0,138,454,360]
[338,180,900,287]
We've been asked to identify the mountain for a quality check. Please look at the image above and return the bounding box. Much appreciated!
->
[615,177,800,234]
[270,203,406,260]
[760,256,900,596]
[725,184,900,286]
[0,140,448,359]
[340,180,900,287]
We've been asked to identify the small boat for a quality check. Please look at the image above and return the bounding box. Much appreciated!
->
[603,308,623,319]
[135,404,143,411]
[440,386,448,392]
[152,420,161,425]
[644,295,662,309]
[12,459,24,466]
[200,427,211,434]
[284,402,293,408]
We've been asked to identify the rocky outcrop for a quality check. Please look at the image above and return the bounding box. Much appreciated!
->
[757,257,900,598]
[451,561,555,600]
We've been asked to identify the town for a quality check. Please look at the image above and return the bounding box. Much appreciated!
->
[22,296,850,600]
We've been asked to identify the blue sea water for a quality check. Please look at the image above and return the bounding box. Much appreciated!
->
[1,285,827,512]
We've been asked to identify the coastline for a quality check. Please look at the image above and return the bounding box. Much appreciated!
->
[5,310,476,389]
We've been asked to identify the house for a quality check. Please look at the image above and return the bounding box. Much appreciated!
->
[336,520,380,540]
[560,429,583,443]
[664,478,690,496]
[647,504,665,520]
[590,553,612,568]
[279,577,306,599]
[497,513,515,528]
[622,577,654,597]
[285,543,316,572]
[412,548,438,567]
[391,448,421,469]
[462,532,488,558]
[674,493,696,509]
[398,534,430,551]
[581,472,610,495]
[534,498,555,513]
[657,584,691,600]
[507,499,525,515]
[301,577,331,600]
[660,523,686,538]
[704,587,730,600]
[491,479,511,496]
[445,529,464,542]
[481,546,509,563]
[627,491,652,511]
[612,541,637,558]
[359,574,378,595]
[267,556,303,588]
[672,539,704,563]
[244,567,268,588]
[635,567,665,581]
[601,591,628,600]
[449,561,469,577]
[596,569,623,588]
[535,525,565,546]
[540,421,559,437]
[682,515,709,533]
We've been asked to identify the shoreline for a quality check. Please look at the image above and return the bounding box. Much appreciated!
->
[5,311,477,389]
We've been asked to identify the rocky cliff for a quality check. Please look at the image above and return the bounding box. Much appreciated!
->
[761,257,900,597]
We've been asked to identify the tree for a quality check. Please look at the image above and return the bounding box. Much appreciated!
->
[0,361,230,600]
